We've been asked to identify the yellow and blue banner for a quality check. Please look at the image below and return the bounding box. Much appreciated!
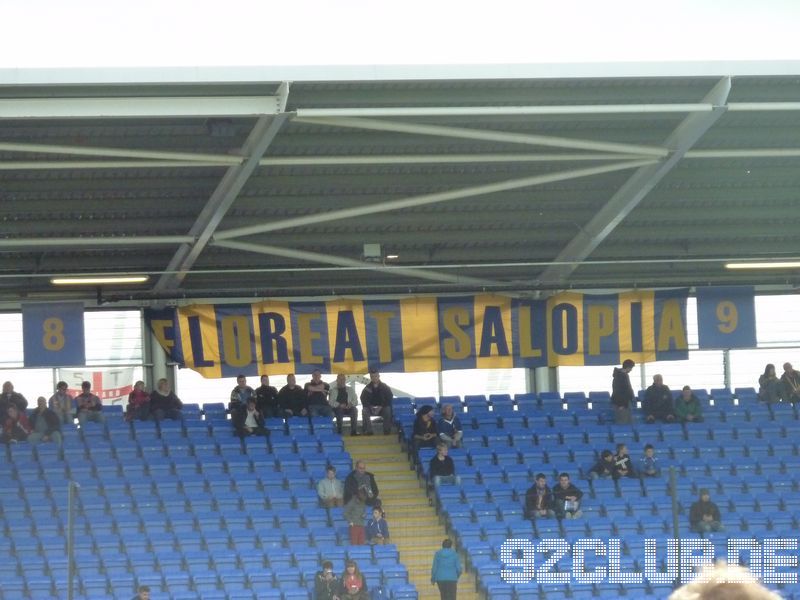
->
[145,289,698,377]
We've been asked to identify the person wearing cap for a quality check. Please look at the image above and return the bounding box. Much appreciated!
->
[413,405,438,451]
[611,359,635,425]
[49,381,74,425]
[360,368,393,435]
[588,450,619,480]
[690,488,723,533]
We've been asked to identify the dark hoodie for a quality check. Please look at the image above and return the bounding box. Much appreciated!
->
[611,367,634,408]
[689,494,721,527]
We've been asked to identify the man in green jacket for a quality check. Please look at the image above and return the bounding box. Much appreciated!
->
[675,385,704,423]
[431,538,461,600]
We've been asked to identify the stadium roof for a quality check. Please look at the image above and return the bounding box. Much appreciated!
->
[2,64,800,303]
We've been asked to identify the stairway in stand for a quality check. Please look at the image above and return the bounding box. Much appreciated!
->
[343,434,481,600]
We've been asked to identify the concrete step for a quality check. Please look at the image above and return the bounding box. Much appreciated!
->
[342,434,484,600]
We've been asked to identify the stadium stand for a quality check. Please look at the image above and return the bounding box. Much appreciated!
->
[398,388,800,600]
[0,405,414,600]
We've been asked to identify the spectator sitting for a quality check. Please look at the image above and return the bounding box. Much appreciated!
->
[0,381,28,421]
[643,374,676,423]
[758,363,782,403]
[365,507,390,545]
[126,381,151,422]
[614,443,636,478]
[233,398,266,437]
[149,378,182,421]
[305,369,333,418]
[525,473,555,520]
[588,450,618,480]
[330,374,359,436]
[317,465,345,508]
[429,442,459,487]
[28,396,63,447]
[131,585,150,600]
[437,404,463,448]
[553,472,583,519]
[780,362,800,403]
[689,488,723,533]
[339,560,368,600]
[1,405,31,444]
[359,368,393,435]
[611,359,635,425]
[413,405,438,451]
[278,374,308,418]
[75,381,105,425]
[229,374,255,414]
[314,561,340,600]
[255,375,280,418]
[640,444,661,477]
[343,489,368,545]
[675,386,704,423]
[344,460,380,507]
[49,381,74,425]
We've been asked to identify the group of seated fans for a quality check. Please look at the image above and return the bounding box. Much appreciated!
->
[5,360,800,599]
[0,377,185,446]
[226,369,394,439]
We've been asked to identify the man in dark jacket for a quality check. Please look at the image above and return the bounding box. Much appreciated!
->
[278,374,308,418]
[525,473,555,519]
[553,472,583,519]
[28,396,63,446]
[611,359,635,425]
[643,374,676,423]
[689,488,723,533]
[232,398,266,438]
[360,369,393,435]
[588,450,619,480]
[149,378,182,421]
[314,561,340,600]
[780,362,800,403]
[344,460,380,507]
[255,374,280,418]
[429,442,458,487]
[0,381,28,421]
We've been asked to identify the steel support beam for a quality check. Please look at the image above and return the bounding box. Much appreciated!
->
[536,77,732,287]
[3,148,800,171]
[213,159,657,241]
[293,116,668,157]
[212,240,506,288]
[0,141,242,164]
[0,96,282,119]
[295,103,714,118]
[154,84,290,291]
[0,235,192,249]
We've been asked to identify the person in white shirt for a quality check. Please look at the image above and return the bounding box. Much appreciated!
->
[317,465,345,508]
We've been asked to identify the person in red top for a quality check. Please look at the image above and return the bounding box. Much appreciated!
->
[339,560,368,600]
[2,405,32,443]
[126,381,151,422]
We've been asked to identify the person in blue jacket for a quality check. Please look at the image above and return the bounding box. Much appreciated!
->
[431,538,461,600]
[365,507,390,545]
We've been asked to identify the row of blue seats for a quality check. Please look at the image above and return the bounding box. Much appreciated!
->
[395,387,758,408]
